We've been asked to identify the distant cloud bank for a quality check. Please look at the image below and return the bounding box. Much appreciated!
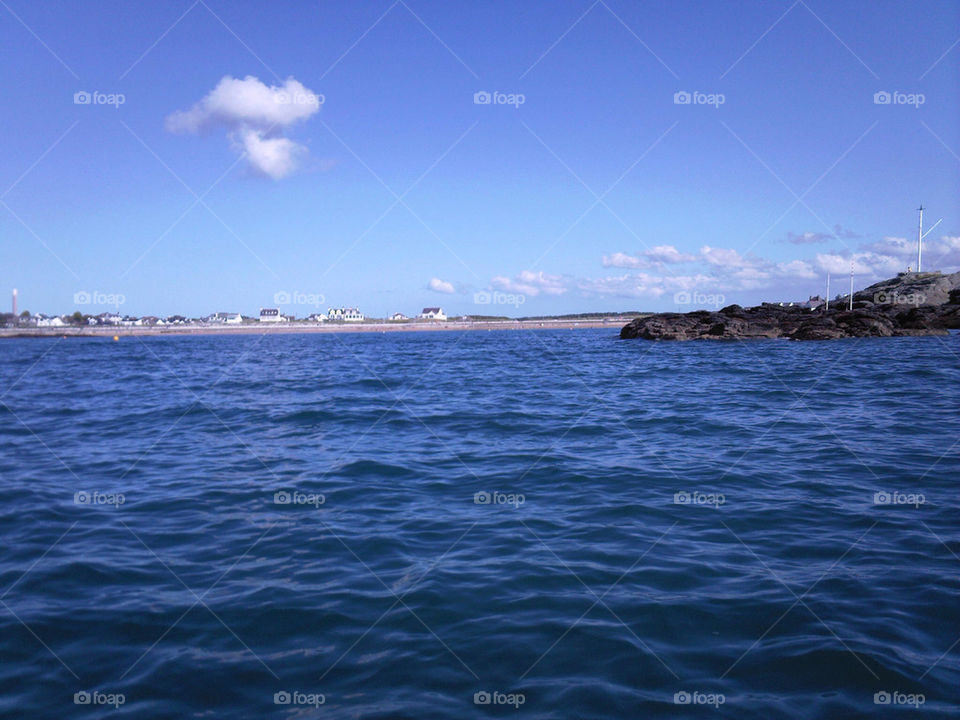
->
[166,75,322,180]
[488,235,960,302]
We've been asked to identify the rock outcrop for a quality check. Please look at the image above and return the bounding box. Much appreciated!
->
[621,271,960,341]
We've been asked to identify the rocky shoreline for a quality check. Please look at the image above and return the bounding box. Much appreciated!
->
[621,271,960,341]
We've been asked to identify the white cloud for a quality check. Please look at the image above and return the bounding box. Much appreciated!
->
[491,270,567,296]
[816,235,960,277]
[927,235,960,268]
[775,259,817,279]
[577,272,717,298]
[602,245,696,268]
[428,277,455,294]
[602,252,648,269]
[700,245,746,268]
[786,231,832,245]
[645,245,697,263]
[235,130,305,181]
[864,235,960,269]
[583,229,959,305]
[815,252,901,276]
[166,75,321,132]
[166,75,321,180]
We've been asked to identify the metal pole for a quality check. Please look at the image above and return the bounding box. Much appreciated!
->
[849,265,854,310]
[917,204,924,273]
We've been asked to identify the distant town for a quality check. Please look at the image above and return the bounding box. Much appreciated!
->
[1,291,647,335]
[2,302,450,328]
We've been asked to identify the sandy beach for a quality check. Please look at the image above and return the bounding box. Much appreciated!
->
[0,318,639,338]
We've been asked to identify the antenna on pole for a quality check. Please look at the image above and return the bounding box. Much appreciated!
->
[917,204,924,273]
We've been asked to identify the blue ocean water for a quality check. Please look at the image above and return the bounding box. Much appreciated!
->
[0,329,957,719]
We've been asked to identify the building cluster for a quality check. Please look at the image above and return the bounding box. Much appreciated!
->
[2,312,193,328]
[252,306,447,323]
[2,290,451,328]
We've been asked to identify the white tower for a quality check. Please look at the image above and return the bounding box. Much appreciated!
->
[12,288,17,316]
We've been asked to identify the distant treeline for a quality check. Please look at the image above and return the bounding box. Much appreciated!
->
[515,312,645,321]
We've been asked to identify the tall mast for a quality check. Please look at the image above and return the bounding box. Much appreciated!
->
[849,264,854,311]
[917,204,924,273]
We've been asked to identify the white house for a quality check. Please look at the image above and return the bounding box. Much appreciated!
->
[389,313,408,321]
[36,315,66,327]
[307,313,327,323]
[328,307,364,322]
[418,307,446,320]
[259,308,286,323]
[96,312,122,325]
[207,312,243,324]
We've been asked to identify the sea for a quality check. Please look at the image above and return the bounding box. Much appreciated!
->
[0,329,957,718]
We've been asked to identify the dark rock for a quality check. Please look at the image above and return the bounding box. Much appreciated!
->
[621,272,960,341]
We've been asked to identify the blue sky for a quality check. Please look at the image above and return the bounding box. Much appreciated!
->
[1,0,958,317]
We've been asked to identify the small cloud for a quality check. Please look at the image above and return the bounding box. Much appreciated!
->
[833,224,861,239]
[235,130,306,180]
[602,252,648,269]
[776,259,817,279]
[166,75,321,132]
[644,245,697,263]
[491,270,567,297]
[700,245,752,269]
[786,231,832,245]
[166,75,321,180]
[577,272,715,298]
[602,245,695,268]
[428,277,455,294]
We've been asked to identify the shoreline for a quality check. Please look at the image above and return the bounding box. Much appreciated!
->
[0,318,633,338]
